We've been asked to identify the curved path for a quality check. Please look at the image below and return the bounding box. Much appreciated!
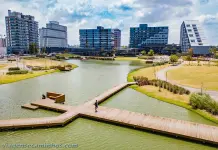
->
[156,64,218,102]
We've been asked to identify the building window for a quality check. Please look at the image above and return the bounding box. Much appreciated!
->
[186,24,190,27]
[189,34,193,37]
[191,40,195,43]
[188,29,192,32]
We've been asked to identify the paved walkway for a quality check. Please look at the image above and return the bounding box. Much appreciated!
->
[156,64,218,102]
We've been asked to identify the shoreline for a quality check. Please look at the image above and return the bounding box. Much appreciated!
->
[0,63,78,85]
[127,66,218,124]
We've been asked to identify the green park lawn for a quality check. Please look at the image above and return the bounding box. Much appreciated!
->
[167,65,218,91]
[0,58,78,85]
[115,57,141,61]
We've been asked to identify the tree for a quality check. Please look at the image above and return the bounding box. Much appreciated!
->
[141,50,146,55]
[186,55,192,65]
[170,55,178,64]
[209,46,217,58]
[29,43,37,54]
[41,47,46,54]
[188,48,193,56]
[148,49,154,56]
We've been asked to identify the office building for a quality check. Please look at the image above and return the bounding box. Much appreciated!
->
[5,10,38,54]
[79,26,115,50]
[39,21,68,48]
[129,24,168,49]
[180,20,210,54]
[114,29,121,49]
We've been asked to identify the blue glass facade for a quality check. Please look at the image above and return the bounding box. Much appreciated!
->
[79,26,114,51]
[129,24,168,48]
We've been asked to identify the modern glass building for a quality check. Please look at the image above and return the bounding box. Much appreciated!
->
[180,20,210,54]
[129,24,168,48]
[39,21,68,48]
[114,29,121,49]
[79,26,115,51]
[5,10,38,54]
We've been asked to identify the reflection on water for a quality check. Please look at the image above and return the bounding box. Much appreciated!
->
[0,59,216,150]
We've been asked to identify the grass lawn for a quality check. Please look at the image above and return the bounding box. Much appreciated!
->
[21,58,70,67]
[115,57,141,61]
[0,64,7,69]
[128,64,169,80]
[0,70,59,84]
[0,58,78,85]
[127,65,218,124]
[56,53,79,58]
[138,85,189,103]
[168,65,218,91]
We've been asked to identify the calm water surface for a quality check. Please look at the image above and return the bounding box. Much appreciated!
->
[0,60,217,150]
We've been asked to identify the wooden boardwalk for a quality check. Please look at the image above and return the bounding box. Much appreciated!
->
[84,82,136,105]
[81,106,218,145]
[1,82,218,145]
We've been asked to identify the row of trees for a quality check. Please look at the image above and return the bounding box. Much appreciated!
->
[141,49,154,56]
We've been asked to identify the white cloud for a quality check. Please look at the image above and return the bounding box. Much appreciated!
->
[0,0,218,46]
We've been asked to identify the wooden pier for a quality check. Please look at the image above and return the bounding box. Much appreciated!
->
[1,82,218,145]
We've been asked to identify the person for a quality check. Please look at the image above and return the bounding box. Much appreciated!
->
[94,100,98,112]
[42,94,46,99]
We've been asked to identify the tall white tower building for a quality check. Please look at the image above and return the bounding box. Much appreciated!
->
[39,21,68,48]
[180,20,210,54]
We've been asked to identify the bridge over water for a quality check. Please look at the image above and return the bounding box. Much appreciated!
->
[0,82,218,146]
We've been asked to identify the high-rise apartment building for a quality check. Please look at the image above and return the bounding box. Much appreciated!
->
[39,21,68,48]
[79,26,115,50]
[114,29,121,49]
[129,24,168,48]
[180,20,210,54]
[5,10,38,54]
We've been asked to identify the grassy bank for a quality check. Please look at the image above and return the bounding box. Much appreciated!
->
[0,58,78,85]
[115,57,141,61]
[0,64,7,69]
[0,70,59,84]
[168,65,218,91]
[56,53,79,58]
[127,66,218,124]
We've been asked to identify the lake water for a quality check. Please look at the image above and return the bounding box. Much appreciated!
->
[0,60,217,150]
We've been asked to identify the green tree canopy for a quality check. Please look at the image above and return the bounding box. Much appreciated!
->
[188,48,193,56]
[209,46,217,58]
[141,50,146,55]
[170,55,178,63]
[29,43,37,54]
[148,49,154,56]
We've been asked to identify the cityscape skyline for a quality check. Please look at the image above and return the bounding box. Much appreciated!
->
[0,0,218,46]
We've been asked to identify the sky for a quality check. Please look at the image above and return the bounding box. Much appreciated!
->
[0,0,218,46]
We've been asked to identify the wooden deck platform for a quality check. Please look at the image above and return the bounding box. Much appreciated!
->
[1,82,218,145]
[21,104,39,110]
[80,106,218,145]
[84,82,136,106]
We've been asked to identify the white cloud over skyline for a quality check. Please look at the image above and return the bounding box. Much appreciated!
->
[0,0,218,46]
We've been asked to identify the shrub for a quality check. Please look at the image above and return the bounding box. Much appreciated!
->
[8,67,20,71]
[133,76,190,95]
[190,93,218,115]
[170,55,179,63]
[6,70,28,75]
[7,58,16,61]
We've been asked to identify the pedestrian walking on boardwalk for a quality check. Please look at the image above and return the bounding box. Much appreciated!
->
[94,100,98,112]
